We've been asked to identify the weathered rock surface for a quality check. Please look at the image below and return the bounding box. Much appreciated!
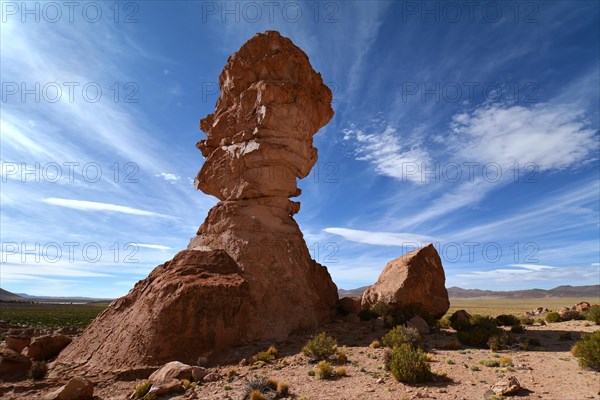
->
[24,335,71,361]
[58,250,249,368]
[361,244,450,318]
[57,31,337,371]
[0,348,32,380]
[43,377,93,400]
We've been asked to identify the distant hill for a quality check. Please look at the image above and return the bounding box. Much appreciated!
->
[338,285,600,299]
[0,288,27,302]
[447,285,600,299]
[338,286,370,298]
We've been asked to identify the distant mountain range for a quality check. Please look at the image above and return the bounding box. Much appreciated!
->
[3,285,598,303]
[0,288,113,303]
[338,285,600,299]
[0,288,27,302]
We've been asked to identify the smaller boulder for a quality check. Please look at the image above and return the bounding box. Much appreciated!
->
[6,336,31,352]
[0,347,32,380]
[450,310,471,327]
[148,379,184,396]
[558,307,572,318]
[24,335,72,361]
[149,361,193,384]
[203,372,221,382]
[491,376,521,396]
[407,316,430,335]
[44,377,94,400]
[191,366,208,382]
[338,297,362,315]
[574,302,591,312]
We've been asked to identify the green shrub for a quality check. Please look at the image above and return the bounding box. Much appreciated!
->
[561,310,582,321]
[371,301,392,318]
[302,333,337,361]
[457,317,501,348]
[382,325,422,349]
[469,365,480,371]
[438,316,451,329]
[358,309,377,321]
[255,345,278,363]
[315,360,334,380]
[585,305,600,324]
[571,330,600,371]
[134,382,151,399]
[29,361,47,380]
[510,325,525,334]
[559,332,573,341]
[387,344,432,384]
[546,312,561,323]
[520,316,534,325]
[479,359,500,367]
[495,314,520,327]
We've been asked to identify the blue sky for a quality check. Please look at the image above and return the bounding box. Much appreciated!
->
[1,1,599,297]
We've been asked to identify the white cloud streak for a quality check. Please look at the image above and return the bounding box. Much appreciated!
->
[42,198,172,218]
[324,227,437,247]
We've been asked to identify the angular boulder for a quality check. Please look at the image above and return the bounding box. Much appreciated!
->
[24,334,71,361]
[0,347,32,380]
[361,244,450,318]
[43,377,94,400]
[6,336,31,353]
[58,31,338,371]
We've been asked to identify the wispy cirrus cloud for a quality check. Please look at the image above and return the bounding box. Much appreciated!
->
[324,227,437,247]
[42,198,172,218]
[131,243,172,250]
[451,103,598,170]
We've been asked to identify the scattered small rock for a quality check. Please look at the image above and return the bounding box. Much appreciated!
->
[491,376,521,396]
[44,376,94,400]
[203,372,221,382]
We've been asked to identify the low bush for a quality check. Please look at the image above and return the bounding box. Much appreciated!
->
[382,326,422,349]
[510,325,525,334]
[479,359,500,368]
[520,316,534,326]
[369,340,381,349]
[29,361,47,380]
[315,360,334,380]
[134,382,151,399]
[336,347,348,364]
[571,330,600,371]
[585,305,600,324]
[456,315,501,348]
[545,312,561,323]
[302,333,337,361]
[438,316,451,329]
[495,314,520,327]
[559,332,573,341]
[561,310,583,321]
[387,343,432,384]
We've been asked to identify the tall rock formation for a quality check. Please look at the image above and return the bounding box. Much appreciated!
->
[57,31,338,371]
[361,244,450,318]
